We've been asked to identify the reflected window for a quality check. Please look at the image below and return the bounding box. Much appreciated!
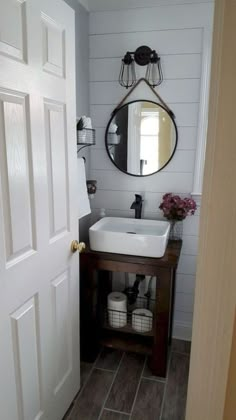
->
[140,111,159,175]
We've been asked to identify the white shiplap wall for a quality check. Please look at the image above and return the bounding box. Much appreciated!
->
[89,2,214,340]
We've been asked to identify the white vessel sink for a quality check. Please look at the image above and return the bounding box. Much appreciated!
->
[89,217,170,258]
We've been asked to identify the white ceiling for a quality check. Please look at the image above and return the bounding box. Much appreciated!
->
[84,0,213,12]
[78,0,89,9]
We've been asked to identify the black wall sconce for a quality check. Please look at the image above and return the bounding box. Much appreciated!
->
[119,45,163,89]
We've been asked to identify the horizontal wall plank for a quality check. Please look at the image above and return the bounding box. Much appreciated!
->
[163,150,195,173]
[178,127,197,150]
[91,105,116,128]
[89,54,202,82]
[90,29,203,58]
[174,310,193,325]
[90,169,193,193]
[183,214,200,236]
[175,292,195,312]
[89,208,171,223]
[90,148,195,173]
[90,189,163,213]
[177,254,197,275]
[181,235,199,255]
[90,103,199,127]
[89,0,214,13]
[91,127,106,148]
[92,127,197,151]
[172,103,199,127]
[89,209,132,224]
[176,273,196,295]
[90,79,200,104]
[173,321,192,341]
[89,3,213,34]
[90,148,115,170]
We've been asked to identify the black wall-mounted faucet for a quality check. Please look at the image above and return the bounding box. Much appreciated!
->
[130,194,143,219]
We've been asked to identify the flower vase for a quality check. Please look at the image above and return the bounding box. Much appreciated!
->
[169,220,183,241]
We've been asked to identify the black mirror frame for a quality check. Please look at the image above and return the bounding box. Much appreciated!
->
[105,99,178,177]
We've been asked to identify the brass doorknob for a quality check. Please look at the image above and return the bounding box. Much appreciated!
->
[71,240,86,254]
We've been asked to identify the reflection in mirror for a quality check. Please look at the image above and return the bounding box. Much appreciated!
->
[105,100,178,177]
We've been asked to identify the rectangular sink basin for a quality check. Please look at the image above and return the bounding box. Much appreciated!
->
[89,217,170,258]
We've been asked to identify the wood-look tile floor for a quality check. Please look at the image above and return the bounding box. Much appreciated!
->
[64,339,190,420]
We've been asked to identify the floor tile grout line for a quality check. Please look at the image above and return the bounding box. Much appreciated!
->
[129,356,147,419]
[94,349,103,365]
[171,350,191,356]
[102,408,130,416]
[66,351,102,419]
[97,352,125,420]
[65,367,94,419]
[159,353,172,420]
[141,375,166,383]
[80,350,102,392]
[95,367,118,373]
[94,349,109,369]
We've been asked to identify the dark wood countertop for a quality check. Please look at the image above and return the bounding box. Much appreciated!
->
[81,240,182,269]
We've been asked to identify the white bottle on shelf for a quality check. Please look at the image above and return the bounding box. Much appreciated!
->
[99,208,106,219]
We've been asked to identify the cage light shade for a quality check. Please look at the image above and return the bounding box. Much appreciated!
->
[119,54,136,89]
[145,54,163,87]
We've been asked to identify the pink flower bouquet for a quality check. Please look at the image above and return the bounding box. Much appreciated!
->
[159,193,197,221]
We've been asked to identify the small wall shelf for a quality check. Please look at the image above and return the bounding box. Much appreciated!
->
[77,128,96,154]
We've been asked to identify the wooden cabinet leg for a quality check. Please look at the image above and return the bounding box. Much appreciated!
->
[169,268,176,345]
[149,268,172,377]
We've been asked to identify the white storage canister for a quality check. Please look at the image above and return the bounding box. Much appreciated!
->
[132,308,153,333]
[107,292,127,328]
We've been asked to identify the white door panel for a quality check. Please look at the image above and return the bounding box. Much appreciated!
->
[44,99,69,240]
[0,90,36,267]
[11,297,43,420]
[0,0,80,419]
[0,0,27,62]
[42,13,66,78]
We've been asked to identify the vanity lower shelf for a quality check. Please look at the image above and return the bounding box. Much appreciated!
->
[102,296,155,337]
[100,330,153,355]
[102,322,154,338]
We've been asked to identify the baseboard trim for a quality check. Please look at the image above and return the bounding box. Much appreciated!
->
[173,321,192,341]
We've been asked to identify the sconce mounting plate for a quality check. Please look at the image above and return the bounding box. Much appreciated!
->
[134,45,152,66]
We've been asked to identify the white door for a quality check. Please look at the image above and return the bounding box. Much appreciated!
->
[0,1,80,419]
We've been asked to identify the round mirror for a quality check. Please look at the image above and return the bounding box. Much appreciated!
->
[105,100,178,177]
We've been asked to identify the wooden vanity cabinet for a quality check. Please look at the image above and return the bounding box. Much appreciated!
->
[80,240,182,377]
